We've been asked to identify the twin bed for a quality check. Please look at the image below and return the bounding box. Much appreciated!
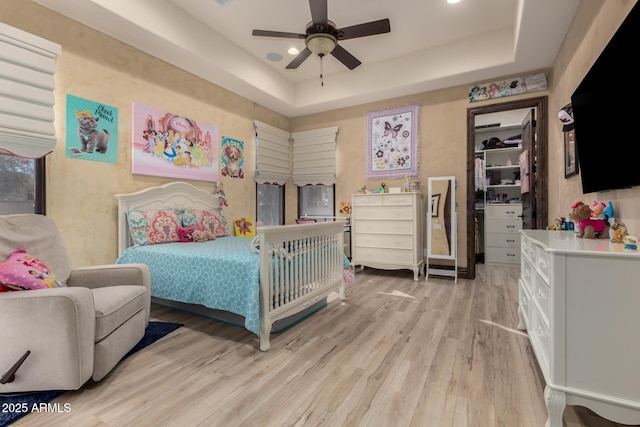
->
[115,182,349,351]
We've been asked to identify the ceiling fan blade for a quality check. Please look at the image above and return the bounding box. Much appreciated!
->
[337,19,391,40]
[286,48,312,69]
[331,44,361,70]
[252,29,306,39]
[309,0,328,28]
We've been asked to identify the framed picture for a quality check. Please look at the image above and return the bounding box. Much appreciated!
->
[564,129,578,178]
[430,193,440,217]
[233,217,255,237]
[365,104,420,179]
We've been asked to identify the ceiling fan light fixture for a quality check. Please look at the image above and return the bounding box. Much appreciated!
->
[306,33,337,56]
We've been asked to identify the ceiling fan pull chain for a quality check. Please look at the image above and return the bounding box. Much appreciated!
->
[320,55,324,87]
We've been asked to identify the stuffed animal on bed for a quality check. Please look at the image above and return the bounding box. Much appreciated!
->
[192,229,216,242]
[570,201,610,239]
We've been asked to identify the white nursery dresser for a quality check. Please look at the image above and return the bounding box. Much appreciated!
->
[485,204,522,264]
[351,192,423,281]
[518,230,640,426]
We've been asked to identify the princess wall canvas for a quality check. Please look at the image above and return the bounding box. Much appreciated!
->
[131,102,219,182]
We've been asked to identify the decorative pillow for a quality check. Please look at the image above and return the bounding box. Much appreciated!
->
[0,247,64,291]
[233,217,255,237]
[180,209,229,237]
[127,209,181,246]
[178,226,196,243]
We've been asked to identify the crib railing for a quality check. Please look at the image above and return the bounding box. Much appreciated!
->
[257,221,346,351]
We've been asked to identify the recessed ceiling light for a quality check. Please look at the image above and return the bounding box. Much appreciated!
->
[266,52,283,62]
[288,47,299,55]
[447,0,461,3]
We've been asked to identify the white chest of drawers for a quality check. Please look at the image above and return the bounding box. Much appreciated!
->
[485,204,522,264]
[351,192,423,281]
[518,230,640,427]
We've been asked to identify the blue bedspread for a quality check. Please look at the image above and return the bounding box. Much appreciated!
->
[116,237,261,334]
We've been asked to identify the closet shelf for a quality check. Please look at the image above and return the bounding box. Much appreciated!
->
[487,184,520,188]
[486,165,520,170]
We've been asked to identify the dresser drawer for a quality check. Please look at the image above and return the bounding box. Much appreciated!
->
[521,257,534,294]
[522,236,537,264]
[536,246,551,282]
[352,196,382,207]
[353,233,413,250]
[382,194,415,206]
[485,205,522,219]
[486,246,521,263]
[485,232,520,248]
[528,305,550,375]
[486,219,521,233]
[531,271,550,327]
[354,247,414,264]
[518,278,532,327]
[354,220,413,234]
[353,205,413,221]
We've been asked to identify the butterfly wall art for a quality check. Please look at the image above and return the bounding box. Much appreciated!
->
[365,104,420,179]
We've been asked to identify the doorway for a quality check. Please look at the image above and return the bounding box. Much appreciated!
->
[466,96,548,280]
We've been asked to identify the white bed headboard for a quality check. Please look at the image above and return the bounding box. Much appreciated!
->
[115,181,221,256]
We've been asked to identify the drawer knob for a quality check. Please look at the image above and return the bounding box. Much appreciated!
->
[507,253,515,257]
[507,239,515,243]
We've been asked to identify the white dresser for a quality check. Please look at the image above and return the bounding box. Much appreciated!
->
[351,192,423,281]
[518,230,640,426]
[485,204,522,264]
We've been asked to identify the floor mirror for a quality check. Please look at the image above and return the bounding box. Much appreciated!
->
[426,176,457,283]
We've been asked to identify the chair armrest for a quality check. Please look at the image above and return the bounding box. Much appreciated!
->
[0,288,95,392]
[67,264,151,324]
[67,263,150,290]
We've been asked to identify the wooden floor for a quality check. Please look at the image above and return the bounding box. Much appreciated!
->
[14,265,635,427]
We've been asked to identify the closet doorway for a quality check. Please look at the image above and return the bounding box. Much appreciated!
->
[466,96,548,280]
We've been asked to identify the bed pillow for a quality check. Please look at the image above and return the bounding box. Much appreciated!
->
[0,247,64,291]
[178,226,196,243]
[180,209,229,237]
[127,209,181,246]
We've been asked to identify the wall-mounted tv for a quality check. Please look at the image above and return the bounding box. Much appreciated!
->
[571,2,640,194]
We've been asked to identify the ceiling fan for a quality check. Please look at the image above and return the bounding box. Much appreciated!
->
[252,0,391,70]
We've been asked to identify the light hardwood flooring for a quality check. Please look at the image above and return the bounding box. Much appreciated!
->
[14,265,636,427]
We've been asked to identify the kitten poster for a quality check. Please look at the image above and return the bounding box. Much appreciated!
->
[66,94,118,163]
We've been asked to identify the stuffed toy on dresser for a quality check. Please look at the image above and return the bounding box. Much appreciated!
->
[569,201,610,239]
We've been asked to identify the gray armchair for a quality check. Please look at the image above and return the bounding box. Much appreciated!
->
[0,214,150,392]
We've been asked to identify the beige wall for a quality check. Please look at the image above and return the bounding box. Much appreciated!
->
[1,0,288,266]
[549,0,640,234]
[291,83,552,270]
[3,0,637,270]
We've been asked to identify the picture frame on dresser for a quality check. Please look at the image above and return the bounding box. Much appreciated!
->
[564,128,578,178]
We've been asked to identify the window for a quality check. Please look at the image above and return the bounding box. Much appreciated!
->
[0,153,45,214]
[257,183,284,226]
[298,184,335,220]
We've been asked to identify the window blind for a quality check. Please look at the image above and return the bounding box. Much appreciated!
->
[0,23,61,159]
[254,120,291,185]
[292,126,338,186]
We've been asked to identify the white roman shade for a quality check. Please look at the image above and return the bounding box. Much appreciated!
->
[0,23,61,158]
[292,126,338,186]
[254,120,291,185]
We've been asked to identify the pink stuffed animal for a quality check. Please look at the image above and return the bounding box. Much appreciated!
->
[570,201,609,239]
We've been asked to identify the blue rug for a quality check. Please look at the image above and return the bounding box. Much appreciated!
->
[0,321,181,427]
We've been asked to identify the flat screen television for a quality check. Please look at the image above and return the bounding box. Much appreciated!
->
[571,2,640,193]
